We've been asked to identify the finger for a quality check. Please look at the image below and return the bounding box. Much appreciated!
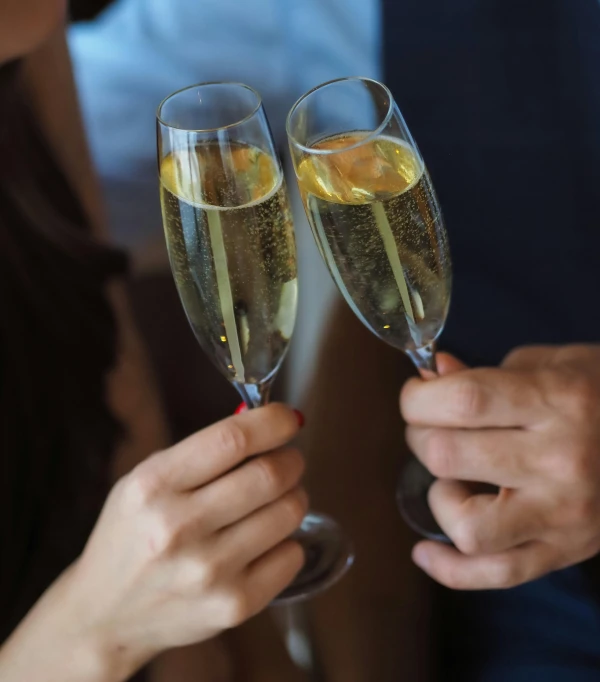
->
[436,352,469,375]
[412,539,558,590]
[406,426,534,487]
[159,404,301,490]
[218,487,308,569]
[243,540,305,613]
[502,345,556,370]
[400,368,545,429]
[428,480,541,555]
[192,448,305,532]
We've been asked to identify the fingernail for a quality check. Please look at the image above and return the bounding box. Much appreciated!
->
[293,409,305,428]
[234,402,248,415]
[412,546,429,571]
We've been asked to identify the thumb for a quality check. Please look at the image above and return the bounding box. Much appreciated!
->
[436,352,469,376]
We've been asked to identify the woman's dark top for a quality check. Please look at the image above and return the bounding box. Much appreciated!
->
[0,60,127,643]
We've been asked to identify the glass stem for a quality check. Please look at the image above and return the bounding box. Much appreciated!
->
[234,381,272,409]
[406,343,439,379]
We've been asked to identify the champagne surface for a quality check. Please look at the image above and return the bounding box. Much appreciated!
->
[160,143,297,385]
[296,133,451,350]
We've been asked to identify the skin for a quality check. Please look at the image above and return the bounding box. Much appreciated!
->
[401,348,600,591]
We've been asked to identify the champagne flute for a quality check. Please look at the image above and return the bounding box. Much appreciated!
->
[287,77,452,542]
[157,82,353,603]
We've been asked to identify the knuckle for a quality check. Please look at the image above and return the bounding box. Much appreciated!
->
[195,560,222,590]
[426,430,456,478]
[214,421,248,459]
[122,461,164,509]
[566,376,597,419]
[538,368,567,399]
[547,370,598,420]
[451,377,487,421]
[181,556,220,591]
[267,402,299,433]
[146,508,181,557]
[281,489,309,528]
[452,517,484,557]
[254,456,285,492]
[503,346,527,365]
[219,587,252,628]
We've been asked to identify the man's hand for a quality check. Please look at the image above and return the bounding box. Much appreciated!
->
[400,346,600,590]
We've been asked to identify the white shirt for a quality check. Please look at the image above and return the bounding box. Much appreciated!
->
[69,0,381,400]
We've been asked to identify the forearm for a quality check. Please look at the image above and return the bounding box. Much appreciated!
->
[0,567,136,682]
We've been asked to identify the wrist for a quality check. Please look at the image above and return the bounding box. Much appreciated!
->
[75,627,140,682]
[0,614,130,682]
[39,631,131,682]
[0,565,143,682]
[60,563,149,682]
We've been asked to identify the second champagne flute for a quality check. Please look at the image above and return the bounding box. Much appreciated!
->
[157,82,353,603]
[287,77,453,542]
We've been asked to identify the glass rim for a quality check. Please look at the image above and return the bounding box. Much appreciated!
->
[286,76,395,156]
[156,81,263,133]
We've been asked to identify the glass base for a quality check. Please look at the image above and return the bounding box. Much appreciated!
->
[272,512,354,605]
[396,457,451,543]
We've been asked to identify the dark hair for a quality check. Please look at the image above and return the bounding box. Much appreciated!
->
[0,60,128,640]
[70,0,115,21]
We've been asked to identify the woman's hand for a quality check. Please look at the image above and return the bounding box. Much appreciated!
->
[0,404,307,682]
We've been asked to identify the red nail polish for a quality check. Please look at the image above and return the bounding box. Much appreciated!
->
[234,402,248,415]
[293,409,305,428]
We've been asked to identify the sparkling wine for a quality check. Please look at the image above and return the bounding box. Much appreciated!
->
[295,133,451,351]
[160,143,297,385]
